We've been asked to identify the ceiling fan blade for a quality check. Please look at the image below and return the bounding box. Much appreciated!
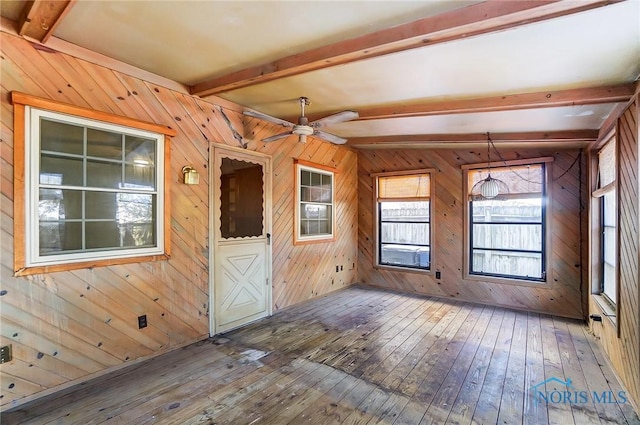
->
[243,110,295,128]
[313,130,347,145]
[262,131,293,143]
[310,110,359,128]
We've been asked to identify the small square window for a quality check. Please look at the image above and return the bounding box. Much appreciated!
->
[295,162,335,243]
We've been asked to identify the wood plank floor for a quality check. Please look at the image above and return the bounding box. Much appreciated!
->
[3,286,639,425]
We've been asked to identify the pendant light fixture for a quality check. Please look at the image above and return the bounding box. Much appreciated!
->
[472,133,509,200]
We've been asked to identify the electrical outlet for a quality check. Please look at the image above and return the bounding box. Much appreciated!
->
[336,265,339,272]
[138,315,147,329]
[0,345,12,363]
[436,271,441,279]
[340,265,343,271]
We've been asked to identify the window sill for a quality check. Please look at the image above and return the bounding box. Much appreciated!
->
[463,272,547,288]
[592,294,617,327]
[374,264,432,275]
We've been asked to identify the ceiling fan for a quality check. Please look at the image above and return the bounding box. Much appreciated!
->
[243,97,358,145]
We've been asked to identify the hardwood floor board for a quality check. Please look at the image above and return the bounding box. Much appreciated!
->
[583,325,640,425]
[357,298,445,385]
[326,297,432,373]
[312,294,421,366]
[402,304,487,423]
[496,311,528,425]
[566,322,632,424]
[2,287,637,425]
[341,386,392,425]
[395,303,474,397]
[378,300,462,392]
[523,312,550,425]
[552,316,602,425]
[470,309,516,425]
[540,314,575,425]
[199,358,327,425]
[286,371,361,424]
[419,305,496,425]
[365,392,410,425]
[444,308,506,425]
[261,368,350,424]
[303,293,407,364]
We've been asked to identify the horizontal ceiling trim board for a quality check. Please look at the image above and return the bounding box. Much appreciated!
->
[11,91,177,136]
[348,130,599,147]
[191,0,621,96]
[315,84,633,123]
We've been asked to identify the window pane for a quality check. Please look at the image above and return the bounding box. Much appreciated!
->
[603,190,616,226]
[311,172,321,186]
[603,227,616,265]
[125,164,155,190]
[86,191,118,219]
[86,221,121,249]
[472,223,542,251]
[472,249,542,279]
[302,204,328,219]
[220,158,264,238]
[87,128,122,159]
[39,189,82,220]
[380,201,429,222]
[87,159,122,189]
[39,221,82,254]
[603,263,616,302]
[381,222,429,245]
[301,170,311,186]
[125,136,155,165]
[40,119,84,155]
[380,244,430,268]
[472,199,542,223]
[40,156,83,186]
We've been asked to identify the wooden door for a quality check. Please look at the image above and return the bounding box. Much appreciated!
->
[211,146,271,334]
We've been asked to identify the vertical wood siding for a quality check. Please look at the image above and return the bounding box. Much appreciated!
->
[0,32,357,408]
[358,148,585,319]
[589,99,640,410]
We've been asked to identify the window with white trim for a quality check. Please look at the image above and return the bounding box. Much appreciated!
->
[375,171,432,271]
[23,107,166,268]
[295,163,334,243]
[594,138,617,305]
[466,160,549,282]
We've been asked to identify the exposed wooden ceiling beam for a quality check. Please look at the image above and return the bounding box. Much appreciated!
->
[17,0,75,43]
[191,0,621,97]
[321,83,633,122]
[347,130,599,148]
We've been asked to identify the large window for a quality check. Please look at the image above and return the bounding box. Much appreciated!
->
[13,92,174,275]
[295,161,335,243]
[465,159,550,282]
[594,138,617,305]
[375,171,432,271]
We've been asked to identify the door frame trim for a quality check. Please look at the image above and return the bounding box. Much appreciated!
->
[209,143,272,336]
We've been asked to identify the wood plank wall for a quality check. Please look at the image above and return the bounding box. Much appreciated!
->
[358,148,586,319]
[589,98,640,410]
[0,31,358,409]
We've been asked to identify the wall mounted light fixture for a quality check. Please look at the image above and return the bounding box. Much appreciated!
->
[182,165,200,185]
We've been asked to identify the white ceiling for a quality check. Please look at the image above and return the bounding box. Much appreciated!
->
[2,0,639,148]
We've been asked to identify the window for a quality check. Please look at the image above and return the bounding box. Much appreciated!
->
[375,171,432,271]
[295,161,335,243]
[594,138,617,305]
[465,159,551,282]
[12,92,174,275]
